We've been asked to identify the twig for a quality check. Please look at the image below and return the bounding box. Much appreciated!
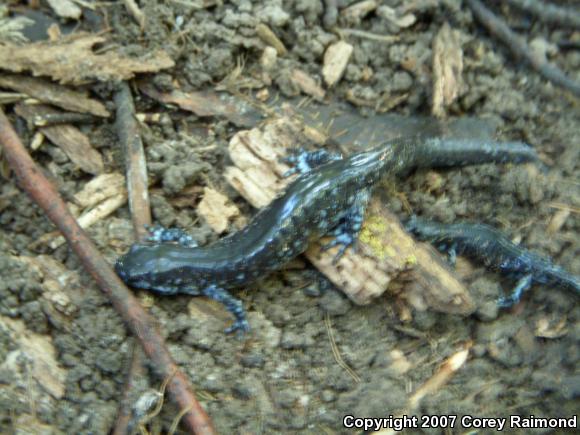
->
[123,0,146,30]
[466,0,580,98]
[114,83,152,240]
[325,314,361,383]
[506,0,580,28]
[33,112,96,127]
[0,108,216,435]
[112,83,171,435]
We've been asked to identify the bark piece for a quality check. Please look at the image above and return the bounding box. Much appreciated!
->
[15,103,104,174]
[0,33,174,84]
[139,82,260,127]
[0,74,109,117]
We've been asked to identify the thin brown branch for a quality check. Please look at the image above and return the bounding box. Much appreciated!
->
[112,82,153,435]
[466,0,580,98]
[0,108,216,435]
[506,0,580,28]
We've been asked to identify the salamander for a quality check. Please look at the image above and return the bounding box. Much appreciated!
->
[404,216,580,306]
[115,137,539,333]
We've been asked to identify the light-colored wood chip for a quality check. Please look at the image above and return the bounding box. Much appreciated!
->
[0,33,174,85]
[255,24,287,56]
[341,0,379,23]
[74,172,126,208]
[547,208,570,235]
[47,0,82,19]
[432,22,465,118]
[225,116,474,314]
[198,187,241,234]
[0,316,66,400]
[290,69,326,100]
[322,40,354,87]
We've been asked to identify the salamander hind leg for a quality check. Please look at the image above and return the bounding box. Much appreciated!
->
[283,148,342,176]
[202,285,250,335]
[322,190,371,264]
[498,274,533,308]
[145,225,198,248]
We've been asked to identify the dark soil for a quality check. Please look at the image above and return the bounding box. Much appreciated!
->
[0,1,578,434]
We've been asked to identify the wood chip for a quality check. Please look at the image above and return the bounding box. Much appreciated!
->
[16,255,78,318]
[46,0,82,20]
[15,103,104,174]
[432,22,464,118]
[197,187,241,234]
[255,23,287,56]
[225,116,474,314]
[546,208,570,235]
[0,33,174,85]
[322,40,354,87]
[73,172,126,208]
[0,74,109,117]
[290,69,326,100]
[139,82,260,127]
[0,316,66,399]
[35,173,127,249]
[341,0,379,23]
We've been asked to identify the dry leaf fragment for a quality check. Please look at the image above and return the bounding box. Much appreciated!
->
[15,103,104,174]
[432,22,464,118]
[0,33,174,84]
[322,40,354,87]
[0,74,109,117]
[197,187,240,234]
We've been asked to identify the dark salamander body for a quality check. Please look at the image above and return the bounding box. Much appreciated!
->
[405,217,580,306]
[115,137,538,333]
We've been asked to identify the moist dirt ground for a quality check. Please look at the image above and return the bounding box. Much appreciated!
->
[0,1,578,434]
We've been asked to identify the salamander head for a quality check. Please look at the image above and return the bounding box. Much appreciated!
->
[115,244,175,289]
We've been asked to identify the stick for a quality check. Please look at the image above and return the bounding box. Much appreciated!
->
[0,108,216,435]
[466,0,580,97]
[506,0,580,28]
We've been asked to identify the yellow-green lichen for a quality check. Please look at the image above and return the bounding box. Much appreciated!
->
[359,215,393,260]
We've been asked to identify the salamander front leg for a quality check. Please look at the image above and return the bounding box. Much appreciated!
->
[322,190,371,264]
[202,285,250,334]
[283,148,342,176]
[435,243,457,267]
[498,274,533,307]
[145,225,198,248]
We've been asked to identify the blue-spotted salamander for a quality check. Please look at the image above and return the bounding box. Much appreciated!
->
[115,137,539,333]
[404,216,580,306]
